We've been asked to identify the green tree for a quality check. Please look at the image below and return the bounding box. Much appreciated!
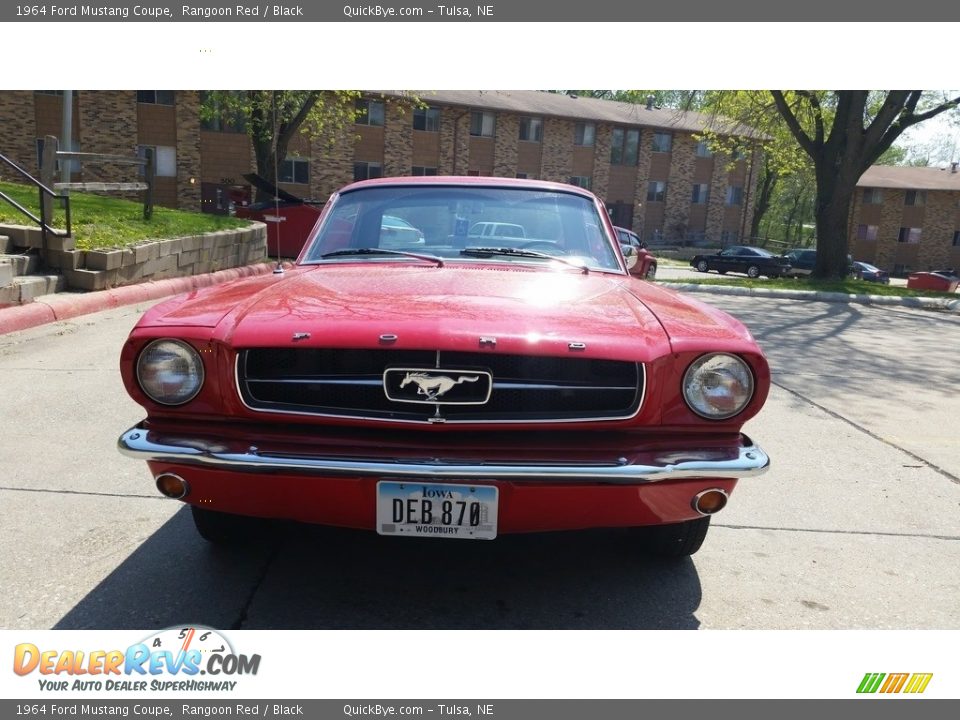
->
[201,91,363,202]
[770,91,960,278]
[695,91,813,243]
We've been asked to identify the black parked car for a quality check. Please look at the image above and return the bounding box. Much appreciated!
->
[851,261,890,284]
[784,248,857,278]
[691,246,791,279]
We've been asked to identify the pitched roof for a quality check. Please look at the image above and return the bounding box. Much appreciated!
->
[858,164,960,191]
[378,90,760,138]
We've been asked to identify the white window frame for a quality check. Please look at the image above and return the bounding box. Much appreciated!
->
[280,157,310,185]
[574,122,596,147]
[137,144,177,177]
[519,116,543,143]
[652,132,673,153]
[470,111,496,138]
[647,181,666,203]
[355,99,385,127]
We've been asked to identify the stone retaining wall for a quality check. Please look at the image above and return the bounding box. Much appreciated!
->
[0,222,267,292]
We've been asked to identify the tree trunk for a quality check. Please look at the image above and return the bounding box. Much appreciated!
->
[253,140,277,203]
[749,162,778,239]
[812,162,859,278]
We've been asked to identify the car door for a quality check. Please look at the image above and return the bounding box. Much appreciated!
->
[716,246,742,272]
[734,247,759,273]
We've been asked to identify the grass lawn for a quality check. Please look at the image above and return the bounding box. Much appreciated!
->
[0,180,248,251]
[661,276,958,299]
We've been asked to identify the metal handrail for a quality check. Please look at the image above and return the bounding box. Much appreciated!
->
[0,151,72,267]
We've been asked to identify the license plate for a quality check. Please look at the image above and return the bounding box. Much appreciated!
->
[376,481,498,540]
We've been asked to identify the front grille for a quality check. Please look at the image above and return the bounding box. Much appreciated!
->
[237,349,643,423]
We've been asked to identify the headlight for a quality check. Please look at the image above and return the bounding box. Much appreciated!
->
[136,339,205,406]
[682,353,754,420]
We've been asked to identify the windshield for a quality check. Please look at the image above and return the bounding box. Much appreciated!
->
[301,185,623,272]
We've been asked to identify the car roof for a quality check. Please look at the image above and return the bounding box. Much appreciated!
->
[339,175,598,199]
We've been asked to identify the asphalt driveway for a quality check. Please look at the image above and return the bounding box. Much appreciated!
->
[0,295,957,629]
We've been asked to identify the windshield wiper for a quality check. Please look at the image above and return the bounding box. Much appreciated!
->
[319,247,444,267]
[460,246,589,274]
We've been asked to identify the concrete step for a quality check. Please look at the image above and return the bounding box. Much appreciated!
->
[0,235,13,254]
[11,275,65,303]
[0,253,39,276]
[0,259,12,287]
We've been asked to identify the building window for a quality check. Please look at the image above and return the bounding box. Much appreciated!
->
[411,166,438,176]
[731,147,747,161]
[136,145,176,177]
[279,157,309,184]
[953,230,960,247]
[898,227,922,244]
[652,132,673,153]
[904,190,926,207]
[574,122,595,147]
[467,170,481,177]
[610,128,640,165]
[514,172,527,179]
[726,186,744,206]
[721,230,739,244]
[691,183,710,204]
[695,140,712,158]
[568,176,592,190]
[355,98,385,127]
[136,90,175,105]
[35,90,65,96]
[856,224,879,241]
[413,106,440,132]
[519,116,543,142]
[647,181,666,203]
[353,161,382,181]
[863,188,884,205]
[470,111,495,137]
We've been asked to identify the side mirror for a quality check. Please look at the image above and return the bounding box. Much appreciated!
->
[621,244,639,270]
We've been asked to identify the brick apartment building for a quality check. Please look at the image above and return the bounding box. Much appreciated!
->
[850,164,960,273]
[0,89,761,247]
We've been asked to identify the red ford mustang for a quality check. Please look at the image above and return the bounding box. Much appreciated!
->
[118,177,770,556]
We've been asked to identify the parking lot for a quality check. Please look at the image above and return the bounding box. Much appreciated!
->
[1,294,958,630]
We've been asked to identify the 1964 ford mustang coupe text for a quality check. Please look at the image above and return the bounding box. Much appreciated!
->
[118,177,770,556]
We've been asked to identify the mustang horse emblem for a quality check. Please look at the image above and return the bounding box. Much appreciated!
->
[399,372,479,401]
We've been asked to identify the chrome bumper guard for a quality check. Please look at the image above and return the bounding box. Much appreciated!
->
[118,424,770,484]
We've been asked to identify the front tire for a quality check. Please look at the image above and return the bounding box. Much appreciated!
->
[746,265,761,279]
[645,263,657,280]
[637,517,711,557]
[696,260,709,273]
[191,506,267,545]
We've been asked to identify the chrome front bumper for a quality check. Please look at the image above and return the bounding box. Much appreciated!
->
[118,423,770,484]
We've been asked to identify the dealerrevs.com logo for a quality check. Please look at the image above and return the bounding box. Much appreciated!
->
[13,626,260,692]
[857,673,933,694]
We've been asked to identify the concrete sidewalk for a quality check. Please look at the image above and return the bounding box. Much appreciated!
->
[0,262,282,335]
[658,281,960,313]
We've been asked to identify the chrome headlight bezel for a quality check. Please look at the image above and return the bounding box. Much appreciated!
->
[682,352,755,420]
[136,339,205,406]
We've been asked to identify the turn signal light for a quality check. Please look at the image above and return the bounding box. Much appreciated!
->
[155,473,190,500]
[692,488,728,515]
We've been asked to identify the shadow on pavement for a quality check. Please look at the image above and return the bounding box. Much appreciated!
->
[55,508,703,630]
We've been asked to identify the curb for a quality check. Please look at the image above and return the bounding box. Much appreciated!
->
[0,262,282,336]
[659,282,960,313]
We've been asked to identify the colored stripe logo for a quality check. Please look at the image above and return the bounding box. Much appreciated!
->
[857,673,933,694]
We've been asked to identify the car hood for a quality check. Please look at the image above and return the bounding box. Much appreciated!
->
[143,264,675,362]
